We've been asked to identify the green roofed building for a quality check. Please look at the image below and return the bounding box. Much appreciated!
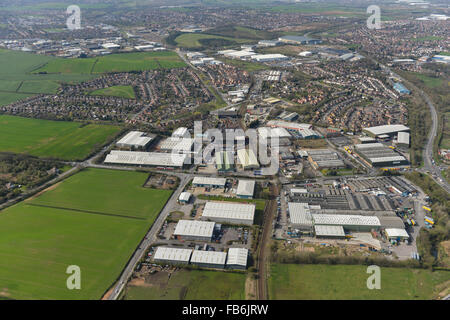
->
[216,151,234,172]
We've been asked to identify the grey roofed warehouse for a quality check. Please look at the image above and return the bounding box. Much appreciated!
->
[173,220,216,241]
[190,250,227,269]
[202,201,255,225]
[362,124,410,138]
[116,131,154,149]
[226,248,248,269]
[153,247,192,264]
[104,150,187,167]
[288,202,313,230]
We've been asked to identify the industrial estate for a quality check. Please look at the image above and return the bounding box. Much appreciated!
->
[0,0,448,303]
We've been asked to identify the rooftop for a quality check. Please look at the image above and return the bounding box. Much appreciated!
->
[226,248,248,267]
[173,220,215,238]
[190,250,227,265]
[153,247,192,263]
[202,201,255,222]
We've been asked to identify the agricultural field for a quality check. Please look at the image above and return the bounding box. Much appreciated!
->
[268,264,450,300]
[0,168,172,300]
[89,85,136,99]
[124,269,246,300]
[174,33,252,49]
[0,115,121,160]
[34,51,186,75]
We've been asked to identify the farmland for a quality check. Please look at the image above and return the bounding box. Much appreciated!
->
[34,51,187,74]
[0,168,172,300]
[124,269,246,300]
[0,115,121,160]
[89,85,136,99]
[268,264,450,300]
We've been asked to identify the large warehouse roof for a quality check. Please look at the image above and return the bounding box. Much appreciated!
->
[190,250,227,266]
[397,132,410,145]
[363,124,410,136]
[314,225,345,237]
[173,220,215,238]
[288,202,313,227]
[192,176,226,187]
[312,214,380,227]
[267,120,312,131]
[159,137,194,153]
[226,248,248,267]
[236,180,255,197]
[153,247,193,263]
[104,150,187,167]
[117,131,153,148]
[202,201,255,222]
[172,127,190,138]
[237,148,259,168]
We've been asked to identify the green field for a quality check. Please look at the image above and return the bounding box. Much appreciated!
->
[89,85,136,99]
[35,51,186,75]
[124,269,246,300]
[0,168,172,300]
[0,115,121,160]
[175,33,252,49]
[268,264,450,300]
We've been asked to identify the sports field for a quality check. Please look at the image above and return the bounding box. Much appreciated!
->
[268,264,450,300]
[35,51,186,74]
[124,269,246,300]
[89,85,136,99]
[0,115,121,160]
[0,168,173,300]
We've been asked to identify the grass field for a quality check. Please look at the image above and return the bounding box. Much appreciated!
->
[268,264,450,300]
[35,51,186,75]
[175,33,252,49]
[0,168,172,300]
[124,269,246,300]
[89,85,136,99]
[0,115,121,160]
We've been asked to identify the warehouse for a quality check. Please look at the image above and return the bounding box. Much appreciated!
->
[385,228,409,241]
[104,150,187,168]
[396,132,410,147]
[278,35,322,45]
[314,225,346,238]
[236,180,255,199]
[288,202,313,231]
[226,248,249,270]
[237,148,260,170]
[379,216,405,229]
[362,124,410,138]
[393,83,410,95]
[178,192,192,204]
[159,137,194,154]
[251,54,289,62]
[153,247,193,265]
[267,120,312,131]
[307,149,345,170]
[116,131,154,149]
[172,127,190,138]
[173,220,216,241]
[216,151,234,172]
[190,250,227,269]
[202,201,255,225]
[312,214,381,232]
[258,127,291,141]
[192,176,226,189]
[354,143,408,167]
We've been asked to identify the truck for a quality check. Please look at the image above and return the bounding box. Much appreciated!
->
[422,206,431,212]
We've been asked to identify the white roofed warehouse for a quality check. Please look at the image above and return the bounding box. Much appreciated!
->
[312,214,381,232]
[104,150,187,168]
[314,225,346,238]
[362,124,410,138]
[237,148,259,170]
[288,202,313,231]
[116,131,154,149]
[173,220,216,241]
[236,180,255,199]
[202,201,255,226]
[153,247,193,265]
[190,250,227,269]
[226,248,249,270]
[192,177,226,189]
[385,228,409,241]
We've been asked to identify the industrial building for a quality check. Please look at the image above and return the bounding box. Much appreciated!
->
[267,120,312,131]
[216,151,234,172]
[226,248,249,270]
[385,228,409,241]
[393,83,410,95]
[314,225,346,238]
[202,201,255,225]
[172,127,190,138]
[307,149,345,170]
[237,148,260,170]
[362,124,410,138]
[312,214,381,232]
[104,150,187,168]
[251,54,289,62]
[173,220,216,241]
[236,180,256,199]
[278,35,322,45]
[258,127,291,141]
[396,132,410,147]
[190,250,227,269]
[116,131,154,149]
[159,137,194,154]
[192,177,227,189]
[153,247,193,265]
[288,202,313,231]
[179,192,192,204]
[354,143,408,167]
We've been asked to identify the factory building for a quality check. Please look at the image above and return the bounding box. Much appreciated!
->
[178,192,192,204]
[237,148,260,170]
[173,220,216,242]
[172,127,190,138]
[393,83,410,95]
[251,54,289,62]
[314,225,346,239]
[354,143,408,167]
[288,202,314,231]
[307,149,345,170]
[153,247,193,265]
[116,131,154,149]
[202,201,255,226]
[312,214,381,232]
[362,124,410,138]
[190,250,227,269]
[104,150,187,168]
[396,132,410,147]
[226,248,249,270]
[216,151,234,172]
[236,180,255,199]
[192,177,227,189]
[257,127,291,141]
[385,228,409,241]
[278,35,322,45]
[267,120,312,131]
[159,137,194,154]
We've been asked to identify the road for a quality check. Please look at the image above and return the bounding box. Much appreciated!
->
[106,172,193,300]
